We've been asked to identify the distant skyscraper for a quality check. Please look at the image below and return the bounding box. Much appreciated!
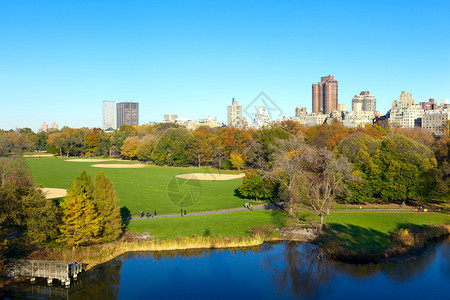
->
[103,100,115,129]
[41,122,48,132]
[227,98,243,127]
[295,106,307,117]
[116,102,139,128]
[352,91,376,112]
[163,114,178,123]
[312,75,338,114]
[50,122,58,130]
[388,91,424,128]
[253,106,271,129]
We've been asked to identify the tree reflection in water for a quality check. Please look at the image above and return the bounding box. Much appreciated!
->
[261,242,335,299]
[71,259,122,300]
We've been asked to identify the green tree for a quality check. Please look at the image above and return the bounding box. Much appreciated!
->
[58,172,102,246]
[151,127,190,166]
[93,172,123,242]
[238,170,274,201]
[21,188,59,244]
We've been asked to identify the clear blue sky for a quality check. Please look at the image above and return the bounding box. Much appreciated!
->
[1,0,449,131]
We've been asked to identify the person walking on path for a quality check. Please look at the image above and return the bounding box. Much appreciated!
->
[140,211,144,218]
[184,209,187,216]
[154,210,157,216]
[180,209,183,217]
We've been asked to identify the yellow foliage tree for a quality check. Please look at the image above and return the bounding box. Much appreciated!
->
[230,152,245,171]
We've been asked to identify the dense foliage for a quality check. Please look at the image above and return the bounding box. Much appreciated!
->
[1,120,449,207]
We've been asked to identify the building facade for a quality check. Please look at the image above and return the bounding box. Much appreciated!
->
[116,102,139,128]
[103,100,115,129]
[295,106,307,117]
[312,75,338,114]
[163,114,178,123]
[388,91,424,128]
[422,110,450,136]
[352,91,376,112]
[253,106,271,129]
[227,98,243,127]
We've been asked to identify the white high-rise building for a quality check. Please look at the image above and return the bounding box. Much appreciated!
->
[388,91,424,128]
[253,106,271,129]
[352,91,376,112]
[163,114,178,123]
[227,98,243,127]
[103,100,115,130]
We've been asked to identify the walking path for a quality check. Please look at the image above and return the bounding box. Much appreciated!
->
[125,205,443,221]
[125,204,277,221]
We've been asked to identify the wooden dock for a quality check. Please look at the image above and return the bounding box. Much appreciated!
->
[5,259,83,286]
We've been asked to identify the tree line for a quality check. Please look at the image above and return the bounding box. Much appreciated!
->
[0,155,122,267]
[1,120,449,231]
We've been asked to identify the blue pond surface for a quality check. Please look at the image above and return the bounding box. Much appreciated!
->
[2,237,450,299]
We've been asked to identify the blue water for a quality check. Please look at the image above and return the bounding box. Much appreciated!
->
[2,237,450,299]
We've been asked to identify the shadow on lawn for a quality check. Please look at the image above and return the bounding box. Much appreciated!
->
[319,223,390,251]
[120,207,131,230]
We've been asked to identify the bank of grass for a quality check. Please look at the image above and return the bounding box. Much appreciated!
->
[28,234,269,271]
[26,158,248,215]
[318,212,450,261]
[28,211,285,270]
[127,210,286,239]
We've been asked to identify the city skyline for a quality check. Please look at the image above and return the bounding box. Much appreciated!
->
[1,1,449,131]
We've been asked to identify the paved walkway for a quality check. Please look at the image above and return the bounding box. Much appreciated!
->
[125,205,443,221]
[125,204,280,221]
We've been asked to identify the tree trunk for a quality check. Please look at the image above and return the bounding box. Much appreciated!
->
[319,214,324,232]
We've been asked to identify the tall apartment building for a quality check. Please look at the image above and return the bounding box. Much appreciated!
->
[312,75,338,114]
[116,102,139,128]
[253,106,271,129]
[295,106,307,117]
[352,91,376,112]
[422,110,450,136]
[388,91,424,128]
[103,100,115,129]
[227,98,243,127]
[163,114,178,123]
[420,98,438,111]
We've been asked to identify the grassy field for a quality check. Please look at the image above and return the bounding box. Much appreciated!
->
[127,210,285,239]
[322,212,450,250]
[26,158,252,216]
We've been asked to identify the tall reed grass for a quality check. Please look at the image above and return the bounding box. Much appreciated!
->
[28,234,269,270]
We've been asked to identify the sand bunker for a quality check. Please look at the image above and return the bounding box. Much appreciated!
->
[23,154,55,158]
[175,173,245,181]
[66,159,121,162]
[41,188,67,199]
[91,164,147,168]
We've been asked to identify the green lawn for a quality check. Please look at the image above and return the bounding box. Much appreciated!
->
[126,210,285,239]
[322,212,450,250]
[27,158,252,216]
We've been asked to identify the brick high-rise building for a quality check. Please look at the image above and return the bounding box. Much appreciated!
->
[116,102,139,128]
[312,75,338,114]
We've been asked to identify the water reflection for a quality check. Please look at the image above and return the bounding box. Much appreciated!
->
[1,237,449,299]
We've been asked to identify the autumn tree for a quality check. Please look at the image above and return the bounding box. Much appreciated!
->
[58,171,102,246]
[85,128,102,157]
[47,132,65,156]
[186,130,213,167]
[136,134,157,161]
[229,152,246,171]
[93,172,123,242]
[121,136,140,159]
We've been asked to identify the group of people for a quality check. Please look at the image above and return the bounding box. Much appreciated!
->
[140,210,157,218]
[244,203,253,210]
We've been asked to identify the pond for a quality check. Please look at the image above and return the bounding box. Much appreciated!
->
[2,237,450,299]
